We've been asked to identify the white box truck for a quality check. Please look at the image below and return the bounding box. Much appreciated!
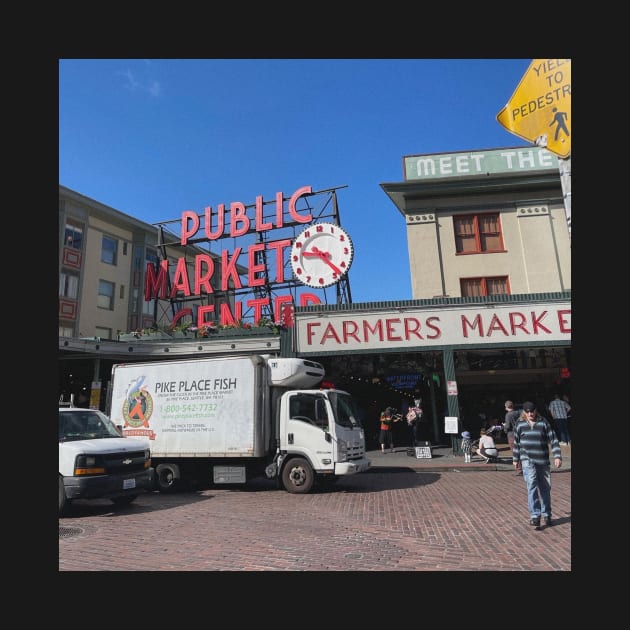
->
[108,354,370,494]
[59,401,154,515]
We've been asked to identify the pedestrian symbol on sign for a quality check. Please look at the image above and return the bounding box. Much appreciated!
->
[549,107,569,143]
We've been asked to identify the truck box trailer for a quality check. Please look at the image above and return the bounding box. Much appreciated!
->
[108,354,370,494]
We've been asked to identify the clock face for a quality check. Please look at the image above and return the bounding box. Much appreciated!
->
[290,222,354,288]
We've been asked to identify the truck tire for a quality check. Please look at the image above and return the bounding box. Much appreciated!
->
[59,475,68,516]
[281,457,314,494]
[155,463,181,493]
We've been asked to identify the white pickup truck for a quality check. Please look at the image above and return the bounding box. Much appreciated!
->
[59,401,154,515]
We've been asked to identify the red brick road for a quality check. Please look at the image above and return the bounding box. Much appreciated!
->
[59,468,571,571]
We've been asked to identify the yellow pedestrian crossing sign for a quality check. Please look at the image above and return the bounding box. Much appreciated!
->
[497,59,571,159]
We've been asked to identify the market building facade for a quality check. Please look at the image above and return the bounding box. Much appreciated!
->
[59,145,571,447]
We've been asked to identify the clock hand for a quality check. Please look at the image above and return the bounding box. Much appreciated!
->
[308,247,343,275]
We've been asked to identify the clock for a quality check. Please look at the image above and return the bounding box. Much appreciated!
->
[291,222,354,288]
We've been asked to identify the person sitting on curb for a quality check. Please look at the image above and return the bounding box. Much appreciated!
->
[475,428,498,463]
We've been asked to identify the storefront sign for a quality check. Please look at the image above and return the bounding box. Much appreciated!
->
[295,301,571,353]
[384,374,423,389]
[403,147,558,181]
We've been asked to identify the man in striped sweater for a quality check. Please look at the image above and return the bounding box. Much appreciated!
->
[512,401,562,530]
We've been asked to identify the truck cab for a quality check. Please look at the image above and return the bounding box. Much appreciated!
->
[275,387,370,493]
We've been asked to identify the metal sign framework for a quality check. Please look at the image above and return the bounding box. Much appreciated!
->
[150,185,353,326]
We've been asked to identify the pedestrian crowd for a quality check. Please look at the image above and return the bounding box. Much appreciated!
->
[380,391,570,530]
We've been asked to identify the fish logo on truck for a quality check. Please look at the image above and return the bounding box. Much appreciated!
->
[122,375,155,436]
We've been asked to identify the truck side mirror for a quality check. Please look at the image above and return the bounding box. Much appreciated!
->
[325,432,332,443]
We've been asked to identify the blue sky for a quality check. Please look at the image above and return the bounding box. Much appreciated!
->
[59,58,532,304]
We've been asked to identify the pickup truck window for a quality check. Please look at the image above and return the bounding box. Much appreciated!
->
[59,409,121,441]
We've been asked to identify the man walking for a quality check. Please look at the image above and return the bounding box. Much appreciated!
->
[512,401,562,530]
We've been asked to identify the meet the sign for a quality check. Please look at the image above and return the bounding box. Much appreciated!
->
[403,147,558,181]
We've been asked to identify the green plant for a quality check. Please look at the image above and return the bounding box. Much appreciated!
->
[171,320,193,333]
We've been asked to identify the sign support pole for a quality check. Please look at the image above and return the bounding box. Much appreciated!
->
[559,157,571,241]
[536,134,571,241]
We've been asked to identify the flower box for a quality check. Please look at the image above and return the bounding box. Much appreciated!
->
[118,325,283,342]
[204,326,278,338]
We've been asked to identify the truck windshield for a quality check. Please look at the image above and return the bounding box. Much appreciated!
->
[327,391,364,429]
[59,409,122,441]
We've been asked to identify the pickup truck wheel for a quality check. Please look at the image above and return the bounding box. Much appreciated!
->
[111,495,138,506]
[59,476,68,516]
[155,463,181,493]
[281,457,314,494]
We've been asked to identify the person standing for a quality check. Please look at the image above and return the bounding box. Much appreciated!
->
[460,431,472,463]
[504,400,522,475]
[503,400,521,451]
[512,401,562,529]
[548,393,571,445]
[379,407,400,453]
[405,398,423,446]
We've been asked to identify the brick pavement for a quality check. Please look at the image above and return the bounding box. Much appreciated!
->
[59,459,571,571]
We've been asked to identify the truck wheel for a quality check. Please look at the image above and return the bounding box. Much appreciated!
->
[111,495,138,506]
[59,476,68,516]
[155,463,181,493]
[281,457,314,494]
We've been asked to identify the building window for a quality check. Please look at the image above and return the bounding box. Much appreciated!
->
[59,324,74,337]
[97,280,115,310]
[143,297,156,316]
[101,235,118,265]
[64,223,84,250]
[454,213,504,254]
[132,287,140,309]
[119,284,125,300]
[95,326,112,340]
[461,276,509,297]
[59,271,79,299]
[146,248,158,266]
[133,245,143,271]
